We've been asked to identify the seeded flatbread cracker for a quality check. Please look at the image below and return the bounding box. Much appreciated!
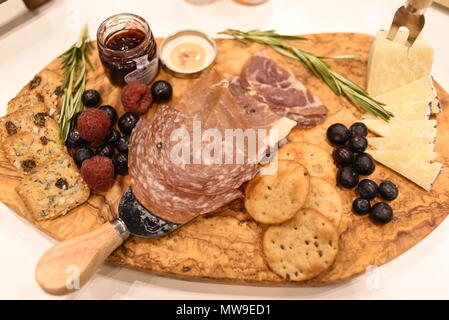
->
[304,177,342,227]
[9,70,64,118]
[245,160,310,224]
[16,154,90,221]
[0,106,56,143]
[7,90,61,119]
[3,132,67,175]
[16,69,64,98]
[277,142,335,183]
[263,208,339,282]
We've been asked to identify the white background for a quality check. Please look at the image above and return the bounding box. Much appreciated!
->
[0,0,448,300]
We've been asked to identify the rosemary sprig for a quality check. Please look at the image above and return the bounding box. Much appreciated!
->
[59,25,93,142]
[220,29,393,121]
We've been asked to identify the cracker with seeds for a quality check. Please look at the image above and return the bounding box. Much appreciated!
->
[16,70,64,98]
[263,208,339,281]
[277,142,335,183]
[9,70,64,118]
[3,132,67,175]
[7,90,61,119]
[16,155,90,221]
[0,106,57,143]
[245,160,310,224]
[304,177,343,227]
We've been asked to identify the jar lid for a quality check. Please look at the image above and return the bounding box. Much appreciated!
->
[159,30,217,79]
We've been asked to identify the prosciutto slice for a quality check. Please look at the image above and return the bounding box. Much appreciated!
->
[240,51,328,128]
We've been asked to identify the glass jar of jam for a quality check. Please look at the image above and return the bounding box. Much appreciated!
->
[97,13,158,87]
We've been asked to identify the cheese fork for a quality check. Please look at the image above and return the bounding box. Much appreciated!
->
[387,0,433,47]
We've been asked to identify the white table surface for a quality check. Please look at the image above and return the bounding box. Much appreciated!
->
[1,0,449,300]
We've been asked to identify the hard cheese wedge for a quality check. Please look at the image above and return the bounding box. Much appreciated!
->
[369,150,437,162]
[363,99,431,120]
[362,119,437,138]
[369,137,435,153]
[367,30,434,97]
[375,76,440,114]
[370,156,443,191]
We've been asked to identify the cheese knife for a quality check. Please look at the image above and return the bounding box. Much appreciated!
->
[35,188,185,295]
[387,0,433,47]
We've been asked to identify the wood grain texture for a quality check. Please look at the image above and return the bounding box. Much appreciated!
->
[1,33,448,286]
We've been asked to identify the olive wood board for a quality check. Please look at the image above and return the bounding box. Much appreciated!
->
[1,33,449,286]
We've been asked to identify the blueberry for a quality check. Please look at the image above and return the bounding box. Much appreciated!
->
[104,129,121,147]
[348,135,368,153]
[118,112,139,135]
[333,146,355,167]
[99,105,118,127]
[151,80,173,103]
[337,166,359,189]
[117,135,129,154]
[352,198,371,215]
[356,179,378,200]
[95,144,115,158]
[66,128,88,148]
[82,89,101,108]
[370,202,393,224]
[350,122,368,137]
[353,153,375,176]
[379,181,399,201]
[327,123,351,146]
[113,152,128,175]
[73,147,94,167]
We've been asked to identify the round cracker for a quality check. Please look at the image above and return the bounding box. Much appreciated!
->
[277,142,335,182]
[263,208,339,282]
[245,160,310,224]
[304,177,343,227]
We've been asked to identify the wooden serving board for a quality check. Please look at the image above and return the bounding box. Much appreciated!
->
[1,33,449,286]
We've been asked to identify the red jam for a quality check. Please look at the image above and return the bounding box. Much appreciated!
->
[97,14,158,87]
[106,29,146,51]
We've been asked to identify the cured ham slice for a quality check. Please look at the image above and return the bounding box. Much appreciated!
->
[240,51,328,128]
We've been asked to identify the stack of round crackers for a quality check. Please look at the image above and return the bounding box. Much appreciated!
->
[245,142,342,282]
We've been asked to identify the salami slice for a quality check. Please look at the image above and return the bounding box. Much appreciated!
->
[145,105,259,195]
[129,119,243,224]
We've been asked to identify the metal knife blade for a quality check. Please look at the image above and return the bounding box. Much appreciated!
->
[387,0,433,47]
[118,188,183,238]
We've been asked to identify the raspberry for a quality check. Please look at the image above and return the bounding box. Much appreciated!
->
[81,156,115,191]
[121,82,153,115]
[77,109,111,142]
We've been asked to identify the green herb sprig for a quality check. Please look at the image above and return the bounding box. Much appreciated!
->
[220,29,393,121]
[59,25,93,142]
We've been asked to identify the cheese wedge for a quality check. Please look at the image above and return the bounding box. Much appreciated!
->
[367,30,434,97]
[362,119,437,138]
[375,76,440,114]
[371,157,443,191]
[369,150,437,162]
[369,137,435,153]
[363,99,431,120]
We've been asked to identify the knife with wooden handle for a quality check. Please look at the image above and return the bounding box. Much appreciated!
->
[35,188,187,295]
[387,0,433,47]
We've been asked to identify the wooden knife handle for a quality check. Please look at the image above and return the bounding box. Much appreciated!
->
[407,0,433,12]
[35,222,125,295]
